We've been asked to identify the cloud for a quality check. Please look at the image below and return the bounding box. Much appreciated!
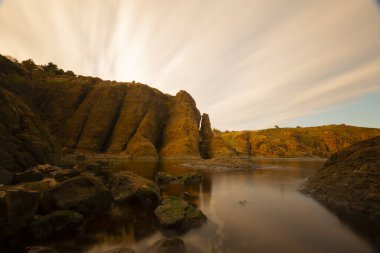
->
[1,0,380,130]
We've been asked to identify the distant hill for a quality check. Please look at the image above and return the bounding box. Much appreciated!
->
[215,125,380,158]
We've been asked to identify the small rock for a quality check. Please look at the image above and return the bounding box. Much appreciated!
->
[178,172,202,184]
[143,238,185,253]
[103,247,135,253]
[25,246,59,253]
[30,210,84,238]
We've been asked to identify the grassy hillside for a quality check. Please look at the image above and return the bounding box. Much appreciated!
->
[218,125,380,158]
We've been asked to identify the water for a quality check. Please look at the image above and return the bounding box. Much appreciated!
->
[25,159,380,252]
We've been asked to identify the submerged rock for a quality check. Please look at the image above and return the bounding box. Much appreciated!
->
[108,171,160,207]
[47,175,113,214]
[143,238,186,253]
[154,196,206,231]
[155,171,202,185]
[30,210,84,238]
[301,136,380,219]
[0,188,41,238]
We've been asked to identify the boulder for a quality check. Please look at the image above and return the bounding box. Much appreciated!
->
[108,171,160,207]
[26,164,81,181]
[25,246,59,253]
[0,188,41,238]
[30,210,84,238]
[154,196,206,231]
[143,238,185,253]
[47,176,113,214]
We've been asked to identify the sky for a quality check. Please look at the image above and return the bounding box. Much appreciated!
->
[0,0,380,130]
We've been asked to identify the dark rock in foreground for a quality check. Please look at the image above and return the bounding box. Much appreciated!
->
[46,175,113,214]
[154,196,206,231]
[30,210,84,238]
[0,188,41,238]
[301,136,380,219]
[108,171,160,207]
[143,238,186,253]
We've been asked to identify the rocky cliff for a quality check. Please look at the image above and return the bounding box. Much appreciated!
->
[0,55,207,173]
[216,125,380,158]
[301,136,380,219]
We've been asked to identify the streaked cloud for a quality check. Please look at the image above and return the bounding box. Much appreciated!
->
[1,0,379,130]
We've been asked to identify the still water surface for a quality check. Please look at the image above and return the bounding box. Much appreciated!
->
[47,159,379,253]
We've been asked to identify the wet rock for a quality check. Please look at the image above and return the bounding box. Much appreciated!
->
[108,171,160,207]
[14,171,44,183]
[27,164,81,181]
[47,176,113,215]
[0,188,41,238]
[30,210,84,238]
[103,247,135,253]
[0,167,13,185]
[143,238,185,253]
[25,246,59,253]
[155,172,178,184]
[154,196,206,231]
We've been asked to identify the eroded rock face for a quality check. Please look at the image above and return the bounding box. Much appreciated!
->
[0,188,41,238]
[108,171,160,207]
[154,196,206,231]
[160,91,201,158]
[47,176,113,214]
[30,210,84,238]
[199,113,213,159]
[301,136,380,219]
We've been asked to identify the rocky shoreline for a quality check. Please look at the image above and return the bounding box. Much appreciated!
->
[301,136,380,220]
[0,162,207,253]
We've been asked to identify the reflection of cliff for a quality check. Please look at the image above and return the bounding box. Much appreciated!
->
[201,175,212,208]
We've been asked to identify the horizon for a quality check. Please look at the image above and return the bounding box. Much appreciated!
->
[1,0,380,130]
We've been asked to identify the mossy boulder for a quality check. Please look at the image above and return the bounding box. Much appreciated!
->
[30,210,84,238]
[108,171,160,207]
[47,176,113,215]
[154,196,206,231]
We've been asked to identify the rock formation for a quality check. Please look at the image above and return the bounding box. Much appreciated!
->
[301,136,380,219]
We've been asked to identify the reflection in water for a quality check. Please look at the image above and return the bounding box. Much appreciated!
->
[11,159,379,253]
